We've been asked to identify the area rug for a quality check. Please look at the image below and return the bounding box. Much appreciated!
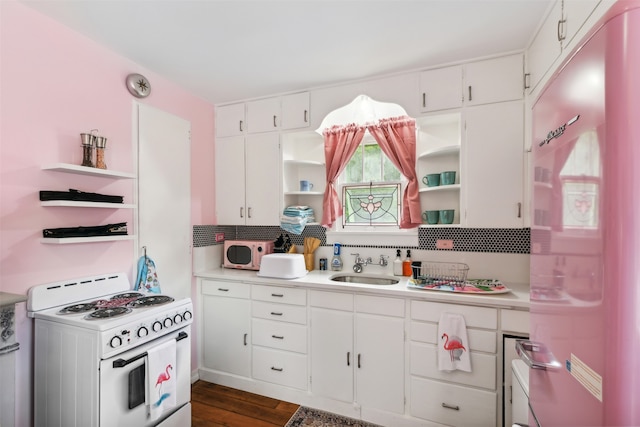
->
[285,406,383,427]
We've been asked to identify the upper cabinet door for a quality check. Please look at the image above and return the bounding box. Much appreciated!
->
[464,101,524,228]
[246,97,281,133]
[363,73,420,118]
[215,136,246,225]
[244,133,281,225]
[216,103,246,137]
[464,54,524,106]
[562,0,601,48]
[281,92,310,130]
[419,65,463,113]
[527,0,563,94]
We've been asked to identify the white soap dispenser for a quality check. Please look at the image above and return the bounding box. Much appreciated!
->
[393,249,403,276]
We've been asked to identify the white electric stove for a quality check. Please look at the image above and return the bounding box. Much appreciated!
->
[27,272,193,427]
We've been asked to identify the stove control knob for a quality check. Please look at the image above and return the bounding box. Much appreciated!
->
[109,336,122,348]
[152,321,163,332]
[137,326,149,338]
[174,313,183,324]
[163,317,173,328]
[183,310,193,321]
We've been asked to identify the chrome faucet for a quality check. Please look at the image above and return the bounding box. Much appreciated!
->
[351,253,389,273]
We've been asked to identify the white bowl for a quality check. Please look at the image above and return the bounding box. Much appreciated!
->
[257,253,308,279]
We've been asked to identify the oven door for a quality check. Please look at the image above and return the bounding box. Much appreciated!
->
[99,326,191,427]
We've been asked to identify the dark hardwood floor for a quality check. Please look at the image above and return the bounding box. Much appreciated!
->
[191,381,300,427]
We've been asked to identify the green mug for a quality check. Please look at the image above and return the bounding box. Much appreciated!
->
[422,210,439,224]
[440,171,456,185]
[439,209,455,224]
[422,173,440,187]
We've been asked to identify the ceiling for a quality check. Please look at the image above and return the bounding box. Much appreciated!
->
[21,0,552,105]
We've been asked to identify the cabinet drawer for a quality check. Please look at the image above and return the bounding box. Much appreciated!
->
[411,300,497,329]
[201,280,250,298]
[252,346,307,390]
[252,301,307,324]
[410,376,496,427]
[355,294,405,317]
[252,318,307,353]
[410,342,496,389]
[252,285,306,305]
[501,309,530,334]
[410,321,496,353]
[309,290,353,311]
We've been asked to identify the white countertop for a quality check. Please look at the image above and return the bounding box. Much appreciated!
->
[195,268,530,310]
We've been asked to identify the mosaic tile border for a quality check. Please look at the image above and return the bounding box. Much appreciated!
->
[194,225,530,254]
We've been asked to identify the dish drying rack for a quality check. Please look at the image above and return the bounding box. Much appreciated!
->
[413,261,469,286]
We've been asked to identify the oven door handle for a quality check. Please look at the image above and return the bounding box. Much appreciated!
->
[112,331,188,368]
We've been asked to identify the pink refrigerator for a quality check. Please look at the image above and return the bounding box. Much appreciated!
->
[524,1,640,426]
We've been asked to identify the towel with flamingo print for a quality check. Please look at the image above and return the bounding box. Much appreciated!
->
[437,312,471,372]
[146,338,177,421]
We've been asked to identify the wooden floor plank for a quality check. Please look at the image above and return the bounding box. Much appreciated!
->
[191,381,299,427]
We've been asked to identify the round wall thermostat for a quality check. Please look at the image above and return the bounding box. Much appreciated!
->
[126,73,151,98]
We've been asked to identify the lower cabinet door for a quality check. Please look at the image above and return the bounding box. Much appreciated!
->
[410,377,496,426]
[252,346,307,390]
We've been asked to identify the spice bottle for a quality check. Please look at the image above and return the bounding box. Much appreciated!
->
[402,250,412,276]
[80,132,95,168]
[393,249,403,276]
[331,243,343,271]
[95,136,108,169]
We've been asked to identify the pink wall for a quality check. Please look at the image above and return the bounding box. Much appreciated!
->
[0,2,215,424]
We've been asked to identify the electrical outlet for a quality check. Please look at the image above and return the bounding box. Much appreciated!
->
[436,239,454,249]
[215,233,225,242]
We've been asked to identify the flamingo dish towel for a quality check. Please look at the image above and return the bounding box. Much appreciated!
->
[438,312,472,372]
[147,338,177,421]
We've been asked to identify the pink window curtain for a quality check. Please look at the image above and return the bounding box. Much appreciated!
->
[367,116,421,228]
[321,124,366,228]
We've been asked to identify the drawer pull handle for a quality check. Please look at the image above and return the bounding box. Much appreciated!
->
[271,293,284,297]
[271,366,283,372]
[357,353,361,368]
[271,335,284,340]
[347,351,350,366]
[243,333,247,346]
[442,402,460,411]
[217,288,229,292]
[270,312,283,316]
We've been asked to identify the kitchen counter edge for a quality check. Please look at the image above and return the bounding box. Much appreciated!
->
[194,268,530,310]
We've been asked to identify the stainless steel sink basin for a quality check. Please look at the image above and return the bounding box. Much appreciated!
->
[329,274,399,286]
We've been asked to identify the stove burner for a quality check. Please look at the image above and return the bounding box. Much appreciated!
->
[58,302,98,315]
[111,292,144,300]
[84,306,132,320]
[129,295,175,308]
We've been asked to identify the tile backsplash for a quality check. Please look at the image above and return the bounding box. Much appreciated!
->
[194,225,530,254]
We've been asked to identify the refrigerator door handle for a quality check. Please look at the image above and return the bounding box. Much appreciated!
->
[516,339,563,371]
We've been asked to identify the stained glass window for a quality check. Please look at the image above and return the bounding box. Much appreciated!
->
[342,182,400,227]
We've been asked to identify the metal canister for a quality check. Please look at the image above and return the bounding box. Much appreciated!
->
[319,258,327,271]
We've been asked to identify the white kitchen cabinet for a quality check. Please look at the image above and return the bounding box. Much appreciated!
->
[419,54,523,114]
[463,101,524,228]
[419,65,463,113]
[362,73,419,118]
[247,97,281,133]
[310,82,363,131]
[310,291,405,415]
[527,0,601,94]
[409,299,499,426]
[463,54,523,106]
[216,102,246,137]
[215,133,281,225]
[200,281,251,378]
[251,285,308,390]
[281,92,310,130]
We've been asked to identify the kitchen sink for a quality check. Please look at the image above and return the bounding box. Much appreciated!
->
[329,274,399,286]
